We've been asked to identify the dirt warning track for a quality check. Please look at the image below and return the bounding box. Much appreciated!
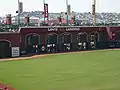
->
[0,49,119,62]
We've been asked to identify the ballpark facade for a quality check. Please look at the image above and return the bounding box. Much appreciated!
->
[0,26,120,58]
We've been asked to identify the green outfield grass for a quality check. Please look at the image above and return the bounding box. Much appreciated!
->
[0,50,120,90]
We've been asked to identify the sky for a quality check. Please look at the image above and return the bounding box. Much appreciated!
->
[0,0,120,16]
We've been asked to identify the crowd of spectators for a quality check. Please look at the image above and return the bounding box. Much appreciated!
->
[49,12,120,24]
[1,11,120,26]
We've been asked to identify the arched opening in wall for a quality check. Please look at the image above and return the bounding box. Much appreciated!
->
[95,32,99,42]
[77,32,88,50]
[26,33,40,53]
[115,31,120,41]
[99,30,108,41]
[89,32,99,49]
[98,30,109,49]
[46,33,58,52]
[60,32,72,51]
[0,40,11,58]
[114,31,120,48]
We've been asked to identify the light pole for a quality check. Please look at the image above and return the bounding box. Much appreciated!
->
[66,0,69,25]
[92,0,96,26]
[18,0,20,26]
[43,0,45,24]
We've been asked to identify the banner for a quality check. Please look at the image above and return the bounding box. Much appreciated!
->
[12,47,20,57]
[44,3,48,19]
[19,2,23,13]
[92,5,95,15]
